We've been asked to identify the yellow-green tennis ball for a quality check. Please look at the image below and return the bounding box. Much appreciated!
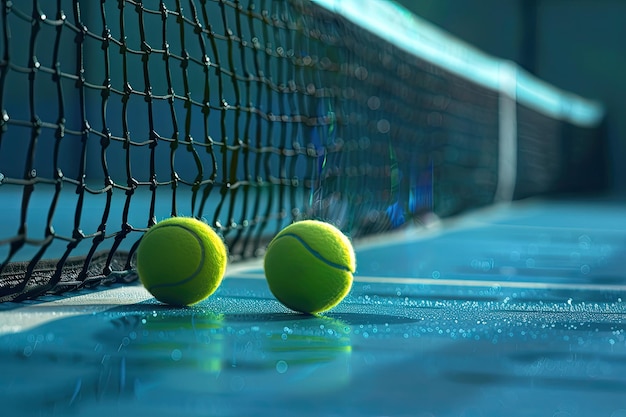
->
[263,220,356,314]
[136,217,227,306]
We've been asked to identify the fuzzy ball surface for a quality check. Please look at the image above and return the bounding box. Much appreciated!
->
[136,217,227,306]
[264,220,356,314]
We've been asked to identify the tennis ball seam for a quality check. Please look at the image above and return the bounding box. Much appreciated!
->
[272,232,353,272]
[143,223,205,292]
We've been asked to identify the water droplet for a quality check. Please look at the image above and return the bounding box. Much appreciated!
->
[570,251,581,262]
[170,349,182,361]
[578,234,591,250]
[377,119,390,133]
[276,360,288,374]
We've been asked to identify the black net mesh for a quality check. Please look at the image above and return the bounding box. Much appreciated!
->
[0,0,607,302]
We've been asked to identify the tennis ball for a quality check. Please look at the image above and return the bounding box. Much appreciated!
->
[263,220,356,314]
[136,217,227,306]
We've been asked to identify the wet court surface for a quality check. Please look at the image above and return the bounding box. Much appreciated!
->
[1,198,626,417]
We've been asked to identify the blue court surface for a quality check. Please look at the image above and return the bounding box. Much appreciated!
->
[1,197,626,417]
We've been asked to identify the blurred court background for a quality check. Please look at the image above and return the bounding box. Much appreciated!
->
[399,0,626,192]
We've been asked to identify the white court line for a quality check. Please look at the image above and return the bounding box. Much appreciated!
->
[230,271,626,292]
[355,276,626,292]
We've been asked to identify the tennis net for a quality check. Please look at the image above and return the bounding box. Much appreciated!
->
[0,0,607,301]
